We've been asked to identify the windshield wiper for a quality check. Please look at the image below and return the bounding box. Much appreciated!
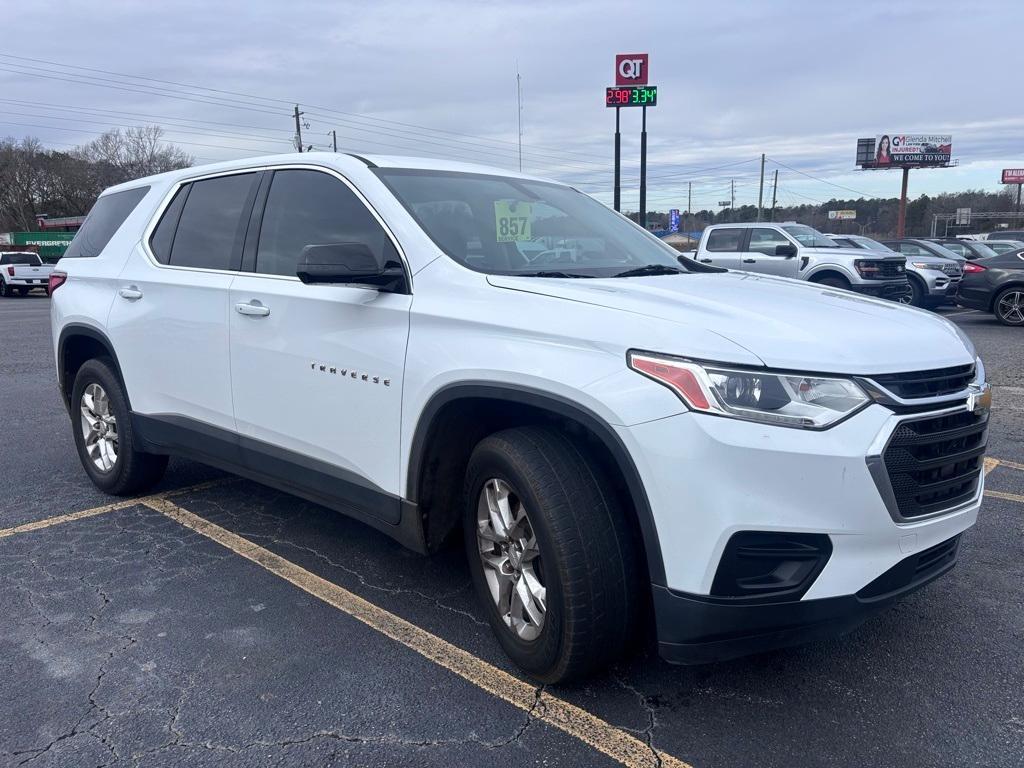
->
[612,264,685,278]
[516,270,595,278]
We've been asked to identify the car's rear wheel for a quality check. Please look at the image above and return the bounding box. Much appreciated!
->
[0,280,9,297]
[71,358,168,495]
[16,287,30,296]
[463,426,641,683]
[994,287,1024,326]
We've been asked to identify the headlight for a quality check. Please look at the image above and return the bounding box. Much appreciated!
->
[910,261,945,271]
[629,352,870,429]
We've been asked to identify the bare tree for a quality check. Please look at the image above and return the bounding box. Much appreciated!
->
[74,125,193,185]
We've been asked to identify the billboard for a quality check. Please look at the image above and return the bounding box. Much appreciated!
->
[1002,169,1024,184]
[668,209,680,232]
[828,210,856,220]
[856,134,952,168]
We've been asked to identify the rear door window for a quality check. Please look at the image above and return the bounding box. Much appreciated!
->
[706,229,744,252]
[62,186,150,259]
[166,173,258,271]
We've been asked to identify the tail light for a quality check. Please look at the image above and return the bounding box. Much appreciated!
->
[48,271,67,293]
[5,266,13,277]
[963,262,986,274]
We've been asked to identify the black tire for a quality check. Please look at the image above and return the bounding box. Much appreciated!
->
[993,286,1024,327]
[71,358,168,495]
[16,287,29,296]
[0,280,9,297]
[815,275,850,290]
[463,426,642,683]
[906,276,925,307]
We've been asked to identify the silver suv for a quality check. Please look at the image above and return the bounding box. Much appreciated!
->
[695,223,909,301]
[827,234,960,307]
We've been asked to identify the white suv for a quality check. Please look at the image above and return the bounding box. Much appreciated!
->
[52,154,990,682]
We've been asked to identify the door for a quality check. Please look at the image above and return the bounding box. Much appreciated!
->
[228,168,412,523]
[699,228,745,269]
[744,227,801,278]
[108,171,261,432]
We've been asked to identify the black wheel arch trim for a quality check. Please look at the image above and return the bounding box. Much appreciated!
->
[57,323,131,413]
[407,381,667,586]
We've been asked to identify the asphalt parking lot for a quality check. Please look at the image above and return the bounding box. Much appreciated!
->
[2,293,1022,768]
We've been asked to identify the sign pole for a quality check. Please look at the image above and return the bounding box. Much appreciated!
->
[639,105,647,229]
[897,166,910,238]
[1017,183,1021,218]
[613,107,621,212]
[757,153,765,222]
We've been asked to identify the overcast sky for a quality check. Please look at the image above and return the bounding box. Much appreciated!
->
[3,0,1022,212]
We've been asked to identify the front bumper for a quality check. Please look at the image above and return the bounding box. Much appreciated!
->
[850,279,909,300]
[654,533,960,664]
[620,398,984,663]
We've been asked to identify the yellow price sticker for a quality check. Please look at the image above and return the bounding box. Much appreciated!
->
[494,200,532,242]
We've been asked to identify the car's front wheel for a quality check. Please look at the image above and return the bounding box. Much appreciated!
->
[994,287,1024,326]
[71,358,168,495]
[0,280,9,297]
[463,426,642,683]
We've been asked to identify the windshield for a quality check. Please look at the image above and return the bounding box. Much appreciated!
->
[0,252,41,265]
[852,236,894,252]
[925,242,965,261]
[781,225,838,248]
[375,169,687,277]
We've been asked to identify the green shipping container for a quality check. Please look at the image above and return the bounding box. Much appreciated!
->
[3,232,77,263]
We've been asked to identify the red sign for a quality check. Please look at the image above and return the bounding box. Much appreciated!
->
[615,53,649,86]
[1002,169,1024,184]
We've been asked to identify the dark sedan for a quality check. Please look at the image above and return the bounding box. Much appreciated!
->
[956,250,1024,326]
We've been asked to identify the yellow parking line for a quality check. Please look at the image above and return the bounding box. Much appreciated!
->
[985,490,1024,504]
[984,457,1000,475]
[0,477,235,540]
[992,457,1024,472]
[142,496,691,768]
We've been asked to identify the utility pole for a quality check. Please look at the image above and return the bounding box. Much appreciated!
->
[516,64,523,172]
[769,169,778,221]
[757,153,765,222]
[687,181,691,215]
[331,130,337,152]
[293,105,304,153]
[896,166,910,238]
[730,179,735,210]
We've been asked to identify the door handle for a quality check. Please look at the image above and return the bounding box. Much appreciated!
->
[118,286,143,300]
[235,301,270,317]
[699,258,713,263]
[742,259,757,264]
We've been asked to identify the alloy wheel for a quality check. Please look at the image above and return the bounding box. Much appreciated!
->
[997,290,1023,324]
[475,478,546,641]
[80,383,119,471]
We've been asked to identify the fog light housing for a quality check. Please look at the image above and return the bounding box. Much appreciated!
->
[711,531,833,601]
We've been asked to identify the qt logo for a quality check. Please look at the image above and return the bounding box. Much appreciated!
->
[615,53,649,85]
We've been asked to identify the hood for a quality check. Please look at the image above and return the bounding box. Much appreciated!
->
[804,246,901,260]
[487,271,973,375]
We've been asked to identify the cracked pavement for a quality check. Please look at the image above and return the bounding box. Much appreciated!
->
[2,297,1023,768]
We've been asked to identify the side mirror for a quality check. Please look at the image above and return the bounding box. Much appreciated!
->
[296,243,406,292]
[775,243,797,257]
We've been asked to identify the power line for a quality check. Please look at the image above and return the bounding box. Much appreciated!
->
[766,157,872,198]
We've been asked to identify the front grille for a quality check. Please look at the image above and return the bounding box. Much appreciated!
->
[872,364,975,399]
[883,411,987,519]
[863,260,906,279]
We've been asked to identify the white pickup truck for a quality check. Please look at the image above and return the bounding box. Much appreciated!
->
[0,252,54,297]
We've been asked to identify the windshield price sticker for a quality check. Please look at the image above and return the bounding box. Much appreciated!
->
[495,201,532,242]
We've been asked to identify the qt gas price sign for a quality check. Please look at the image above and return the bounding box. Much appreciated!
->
[606,86,657,107]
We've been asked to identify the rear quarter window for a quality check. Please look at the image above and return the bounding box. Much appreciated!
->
[62,186,150,259]
[0,253,42,265]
